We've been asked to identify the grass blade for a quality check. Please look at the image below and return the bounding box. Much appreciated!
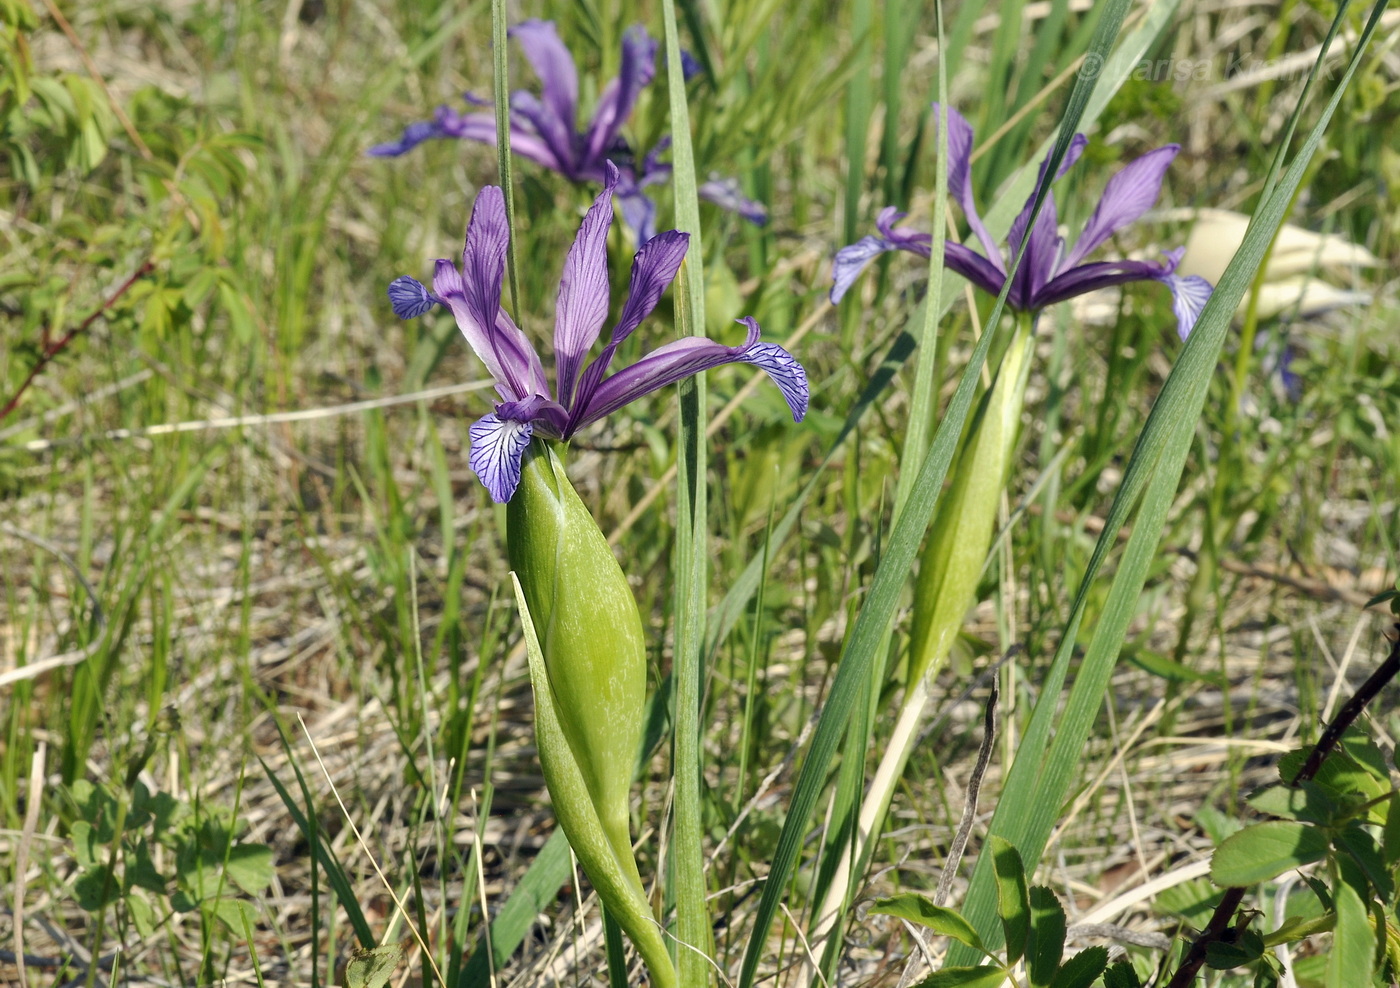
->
[660,1,712,981]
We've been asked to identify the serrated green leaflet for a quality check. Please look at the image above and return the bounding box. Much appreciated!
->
[345,941,403,988]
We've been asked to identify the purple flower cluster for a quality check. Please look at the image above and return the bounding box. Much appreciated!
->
[370,20,764,243]
[388,163,807,502]
[832,106,1213,339]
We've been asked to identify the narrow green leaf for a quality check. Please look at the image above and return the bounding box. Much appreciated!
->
[258,749,375,948]
[870,894,986,953]
[1027,886,1066,987]
[1328,882,1374,988]
[1210,821,1330,886]
[990,837,1030,965]
[458,830,570,987]
[660,1,712,980]
[1049,947,1109,988]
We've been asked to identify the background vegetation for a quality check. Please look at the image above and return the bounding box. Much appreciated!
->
[2,0,1397,985]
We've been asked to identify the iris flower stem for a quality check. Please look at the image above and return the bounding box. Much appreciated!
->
[802,311,1035,970]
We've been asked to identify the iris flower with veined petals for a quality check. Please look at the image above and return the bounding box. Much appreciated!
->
[388,163,808,503]
[370,19,764,244]
[831,105,1214,339]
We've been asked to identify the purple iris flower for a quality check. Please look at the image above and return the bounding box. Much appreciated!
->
[369,20,765,244]
[831,106,1214,340]
[388,163,808,503]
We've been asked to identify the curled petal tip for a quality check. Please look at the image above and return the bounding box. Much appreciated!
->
[388,276,443,319]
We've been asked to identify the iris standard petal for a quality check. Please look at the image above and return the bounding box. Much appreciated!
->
[468,411,536,503]
[388,276,443,319]
[576,318,808,427]
[1063,144,1179,269]
[1011,192,1062,308]
[567,229,690,428]
[1007,133,1088,260]
[509,20,579,138]
[509,91,579,176]
[584,25,658,164]
[554,167,620,408]
[933,104,1003,268]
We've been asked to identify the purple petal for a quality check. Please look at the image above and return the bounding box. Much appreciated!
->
[1063,145,1179,269]
[679,50,702,81]
[616,187,658,244]
[509,91,578,176]
[584,25,658,164]
[698,177,768,225]
[568,229,690,425]
[1162,272,1213,340]
[932,104,1003,269]
[1010,191,1062,309]
[832,209,1009,304]
[1032,257,1175,309]
[468,411,535,502]
[830,235,899,303]
[1007,133,1088,263]
[367,119,446,157]
[387,276,443,319]
[943,243,1012,299]
[432,191,548,399]
[553,165,621,409]
[574,318,808,428]
[509,21,578,139]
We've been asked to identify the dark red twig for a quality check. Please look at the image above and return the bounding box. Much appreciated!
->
[1164,622,1400,988]
[0,260,155,423]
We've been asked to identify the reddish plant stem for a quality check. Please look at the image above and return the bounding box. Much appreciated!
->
[1164,622,1400,988]
[0,260,155,424]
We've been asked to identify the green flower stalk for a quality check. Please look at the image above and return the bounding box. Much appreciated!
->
[509,440,675,988]
[806,314,1034,958]
[390,173,806,983]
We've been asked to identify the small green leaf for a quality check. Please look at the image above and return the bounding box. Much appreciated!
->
[1027,886,1066,987]
[1102,960,1143,988]
[210,896,257,933]
[1210,821,1330,886]
[871,894,986,953]
[990,836,1030,964]
[1335,824,1393,900]
[71,820,100,869]
[74,865,120,911]
[345,942,405,988]
[127,894,157,938]
[223,843,274,895]
[1204,929,1265,969]
[1327,881,1374,988]
[124,840,167,894]
[1246,782,1345,825]
[1048,946,1108,988]
[912,965,1011,988]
